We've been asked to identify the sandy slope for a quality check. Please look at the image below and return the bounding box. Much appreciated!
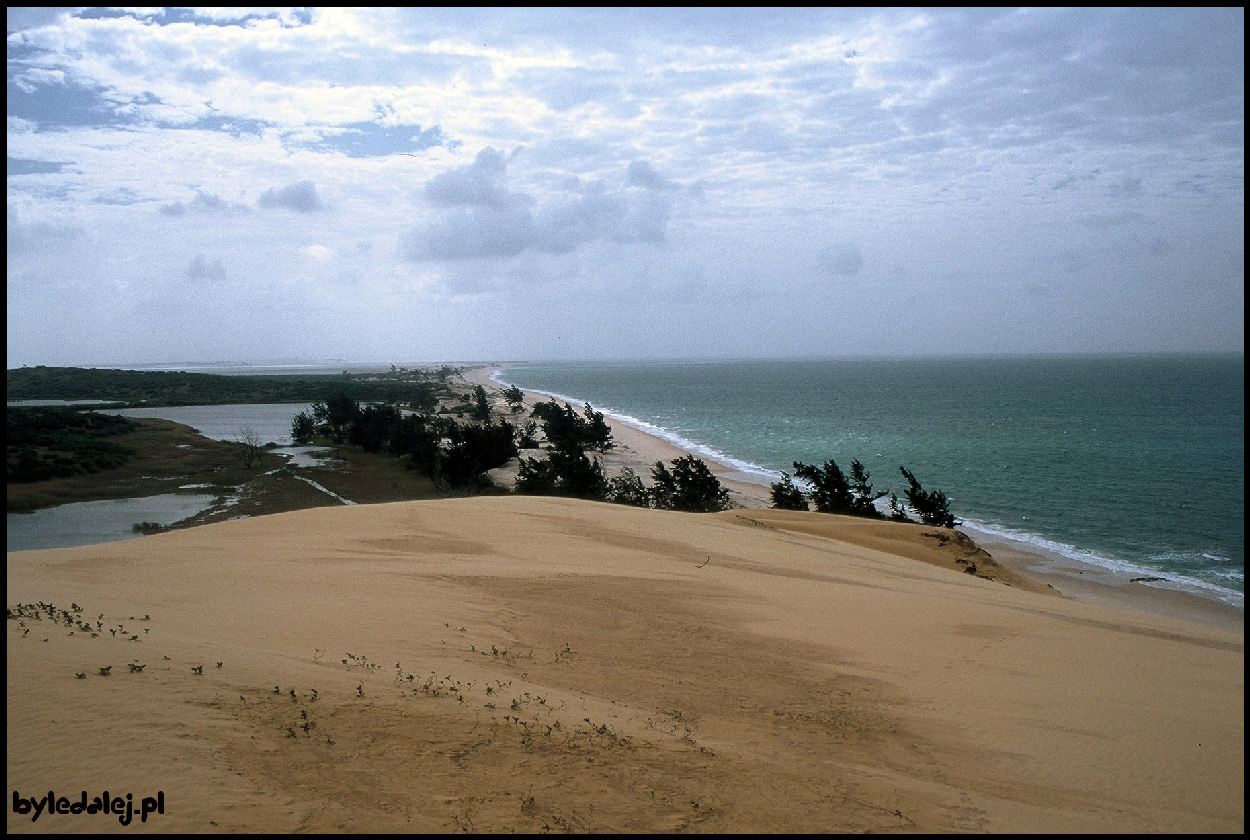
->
[7,496,1243,833]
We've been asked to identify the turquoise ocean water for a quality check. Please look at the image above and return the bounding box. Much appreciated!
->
[494,354,1244,609]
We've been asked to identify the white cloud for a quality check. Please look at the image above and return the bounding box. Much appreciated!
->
[423,147,532,210]
[303,244,335,261]
[257,180,323,213]
[4,7,1243,364]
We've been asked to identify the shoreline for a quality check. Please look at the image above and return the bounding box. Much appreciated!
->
[465,364,1243,635]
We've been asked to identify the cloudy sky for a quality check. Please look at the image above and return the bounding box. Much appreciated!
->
[6,7,1244,367]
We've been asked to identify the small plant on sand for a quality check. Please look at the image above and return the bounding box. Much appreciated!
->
[99,666,112,676]
[343,652,380,672]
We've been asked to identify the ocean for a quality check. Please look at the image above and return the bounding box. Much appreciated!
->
[493,354,1244,609]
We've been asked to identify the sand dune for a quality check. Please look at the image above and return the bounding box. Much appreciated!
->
[7,496,1243,832]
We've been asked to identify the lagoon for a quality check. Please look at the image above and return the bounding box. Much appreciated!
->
[7,492,220,552]
[8,403,336,551]
[104,403,317,445]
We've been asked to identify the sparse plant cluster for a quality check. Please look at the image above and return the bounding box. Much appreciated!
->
[341,652,382,672]
[9,602,161,679]
[770,459,956,527]
[8,601,152,638]
[260,684,325,741]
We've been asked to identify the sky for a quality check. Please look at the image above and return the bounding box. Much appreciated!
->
[6,7,1245,367]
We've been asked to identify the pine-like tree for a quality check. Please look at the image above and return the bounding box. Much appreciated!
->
[792,460,853,514]
[898,467,956,527]
[769,472,809,510]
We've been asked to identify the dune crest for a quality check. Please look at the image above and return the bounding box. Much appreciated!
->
[7,497,1243,833]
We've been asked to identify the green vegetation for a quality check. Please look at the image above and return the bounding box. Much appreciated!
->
[768,472,808,511]
[771,458,957,527]
[529,399,614,453]
[514,398,729,512]
[293,393,519,491]
[649,455,731,513]
[7,406,137,483]
[502,385,525,413]
[10,368,959,530]
[6,365,451,408]
[899,466,956,527]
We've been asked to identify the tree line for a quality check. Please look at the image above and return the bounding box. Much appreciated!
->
[290,387,735,512]
[289,385,956,525]
[290,386,518,491]
[513,397,732,512]
[769,459,955,527]
[6,365,451,409]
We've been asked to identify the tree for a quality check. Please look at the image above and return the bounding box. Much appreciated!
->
[606,467,651,507]
[389,413,445,475]
[349,403,403,453]
[650,455,731,512]
[531,400,582,451]
[516,419,540,449]
[514,455,560,495]
[530,399,614,454]
[792,460,853,514]
[581,404,614,453]
[312,393,359,443]
[438,419,519,489]
[502,385,525,413]
[514,448,607,500]
[899,466,956,527]
[847,459,886,518]
[471,384,492,422]
[769,472,809,510]
[291,410,316,445]
[235,426,265,469]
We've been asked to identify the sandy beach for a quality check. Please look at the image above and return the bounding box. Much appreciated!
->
[7,366,1244,833]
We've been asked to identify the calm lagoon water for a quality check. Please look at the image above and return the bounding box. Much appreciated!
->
[105,403,317,445]
[7,403,324,551]
[7,493,219,552]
